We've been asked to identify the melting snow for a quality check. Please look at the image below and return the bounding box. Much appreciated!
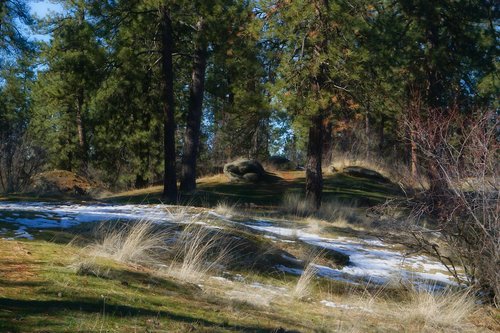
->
[14,226,34,240]
[0,201,181,228]
[244,221,460,289]
[0,201,462,290]
[320,300,373,312]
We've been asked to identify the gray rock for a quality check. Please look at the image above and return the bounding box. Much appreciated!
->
[223,159,266,183]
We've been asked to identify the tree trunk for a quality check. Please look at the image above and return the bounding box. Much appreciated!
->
[378,114,385,152]
[305,0,329,210]
[76,5,88,171]
[160,5,178,203]
[305,114,323,209]
[180,18,207,192]
[410,128,418,179]
[75,90,88,170]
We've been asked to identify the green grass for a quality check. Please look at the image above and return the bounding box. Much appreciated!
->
[0,239,309,333]
[104,171,403,207]
[0,170,403,208]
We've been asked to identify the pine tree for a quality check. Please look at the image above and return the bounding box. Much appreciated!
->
[31,0,106,172]
[266,0,368,208]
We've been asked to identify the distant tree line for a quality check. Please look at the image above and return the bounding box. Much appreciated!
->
[0,0,498,207]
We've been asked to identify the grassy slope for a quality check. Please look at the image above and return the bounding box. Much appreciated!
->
[105,171,403,207]
[1,172,498,332]
[0,237,401,333]
[0,238,308,333]
[1,230,498,332]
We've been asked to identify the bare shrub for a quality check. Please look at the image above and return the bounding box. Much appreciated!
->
[392,108,499,305]
[0,132,45,193]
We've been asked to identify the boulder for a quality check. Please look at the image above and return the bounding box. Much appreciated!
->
[223,159,266,183]
[342,166,390,183]
[267,155,296,171]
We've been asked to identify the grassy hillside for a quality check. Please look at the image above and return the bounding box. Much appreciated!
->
[0,171,498,332]
[105,170,403,207]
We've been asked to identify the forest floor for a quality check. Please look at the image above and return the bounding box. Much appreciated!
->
[0,170,498,332]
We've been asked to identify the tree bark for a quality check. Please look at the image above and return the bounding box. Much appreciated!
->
[410,128,418,179]
[75,90,88,169]
[305,0,329,210]
[160,5,178,203]
[76,4,88,171]
[180,18,207,192]
[305,114,323,209]
[378,114,385,152]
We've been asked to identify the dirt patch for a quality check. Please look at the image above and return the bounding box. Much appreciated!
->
[0,240,37,289]
[28,170,99,198]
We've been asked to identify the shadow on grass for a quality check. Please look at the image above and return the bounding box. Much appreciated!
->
[67,171,404,209]
[0,279,47,288]
[0,297,280,332]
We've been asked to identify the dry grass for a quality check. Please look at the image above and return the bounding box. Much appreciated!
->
[292,259,319,300]
[84,220,170,265]
[399,288,476,329]
[197,173,228,185]
[164,205,198,223]
[281,192,311,217]
[281,193,361,229]
[214,200,237,217]
[74,257,111,278]
[166,223,234,283]
[303,217,324,234]
[316,281,482,332]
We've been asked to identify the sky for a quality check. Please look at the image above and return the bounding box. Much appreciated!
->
[29,0,63,18]
[28,0,64,42]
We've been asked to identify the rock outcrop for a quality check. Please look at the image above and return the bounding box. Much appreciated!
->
[267,156,296,171]
[223,159,267,183]
[342,166,390,183]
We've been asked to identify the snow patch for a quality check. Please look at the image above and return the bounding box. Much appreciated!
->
[320,300,373,312]
[246,220,460,289]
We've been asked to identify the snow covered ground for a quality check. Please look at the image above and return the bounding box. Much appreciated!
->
[243,222,460,289]
[0,201,461,289]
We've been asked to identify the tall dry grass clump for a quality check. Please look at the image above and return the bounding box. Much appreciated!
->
[281,193,359,227]
[281,192,310,217]
[214,200,237,217]
[86,220,170,265]
[292,263,318,300]
[292,252,322,301]
[400,288,475,329]
[166,223,234,283]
